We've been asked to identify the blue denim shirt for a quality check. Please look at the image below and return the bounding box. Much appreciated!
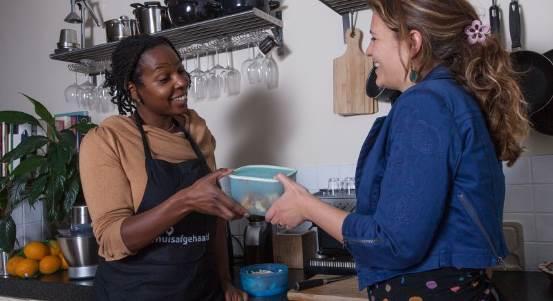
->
[342,65,508,289]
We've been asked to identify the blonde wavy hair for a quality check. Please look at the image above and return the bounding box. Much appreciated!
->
[368,0,529,166]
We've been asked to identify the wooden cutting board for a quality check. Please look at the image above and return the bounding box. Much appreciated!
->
[333,28,377,116]
[287,275,367,301]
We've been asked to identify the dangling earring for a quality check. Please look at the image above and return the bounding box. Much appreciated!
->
[409,68,419,82]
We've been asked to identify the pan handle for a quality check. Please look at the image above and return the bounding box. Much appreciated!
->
[509,0,521,49]
[489,0,500,35]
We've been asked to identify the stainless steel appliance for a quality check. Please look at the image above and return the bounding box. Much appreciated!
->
[104,16,138,42]
[131,1,172,34]
[243,215,273,265]
[305,189,357,275]
[57,205,99,279]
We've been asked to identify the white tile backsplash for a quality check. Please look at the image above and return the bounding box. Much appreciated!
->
[504,157,532,184]
[296,166,319,192]
[338,164,356,179]
[533,184,553,213]
[504,185,534,213]
[535,214,553,242]
[534,243,553,267]
[316,164,341,190]
[503,213,537,241]
[531,155,553,184]
[523,243,538,270]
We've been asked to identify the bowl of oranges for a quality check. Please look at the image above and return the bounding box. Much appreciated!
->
[6,240,69,278]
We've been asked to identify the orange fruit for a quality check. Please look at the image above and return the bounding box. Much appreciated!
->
[39,255,62,275]
[48,240,61,256]
[58,253,69,270]
[23,241,50,260]
[15,258,39,278]
[6,256,25,276]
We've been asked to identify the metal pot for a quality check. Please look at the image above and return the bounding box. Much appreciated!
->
[131,1,172,34]
[104,16,138,42]
[222,0,268,15]
[165,0,223,26]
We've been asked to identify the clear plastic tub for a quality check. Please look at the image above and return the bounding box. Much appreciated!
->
[227,165,297,216]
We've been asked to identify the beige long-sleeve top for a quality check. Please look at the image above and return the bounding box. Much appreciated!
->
[79,110,216,261]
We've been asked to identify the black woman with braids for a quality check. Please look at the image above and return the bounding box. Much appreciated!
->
[79,35,248,301]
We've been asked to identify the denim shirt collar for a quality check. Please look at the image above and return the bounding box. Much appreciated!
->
[422,64,453,81]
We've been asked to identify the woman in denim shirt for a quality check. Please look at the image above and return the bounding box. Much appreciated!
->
[266,0,528,299]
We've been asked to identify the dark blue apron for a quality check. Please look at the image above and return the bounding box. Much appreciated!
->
[94,114,223,301]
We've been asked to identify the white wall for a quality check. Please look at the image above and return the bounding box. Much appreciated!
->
[1,0,552,266]
[2,0,553,169]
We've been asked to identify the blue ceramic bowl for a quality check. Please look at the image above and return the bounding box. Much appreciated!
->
[240,263,289,297]
[227,165,297,216]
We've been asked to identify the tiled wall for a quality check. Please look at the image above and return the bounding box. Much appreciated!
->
[230,156,553,270]
[503,155,553,271]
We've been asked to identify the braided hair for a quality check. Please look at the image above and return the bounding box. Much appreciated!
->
[104,35,183,115]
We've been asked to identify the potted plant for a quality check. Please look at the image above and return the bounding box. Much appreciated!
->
[0,93,96,254]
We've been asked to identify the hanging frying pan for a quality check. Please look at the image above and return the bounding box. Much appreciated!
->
[365,67,401,103]
[509,0,553,135]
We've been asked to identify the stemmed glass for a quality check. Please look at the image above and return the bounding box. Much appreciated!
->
[247,46,265,85]
[262,52,278,89]
[241,44,256,84]
[189,54,207,101]
[206,50,225,100]
[223,48,241,96]
[64,72,80,104]
[77,75,95,109]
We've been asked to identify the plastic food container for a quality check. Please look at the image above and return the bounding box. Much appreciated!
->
[240,263,288,297]
[227,165,297,216]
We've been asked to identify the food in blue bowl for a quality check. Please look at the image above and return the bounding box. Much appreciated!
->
[227,165,297,216]
[240,263,289,297]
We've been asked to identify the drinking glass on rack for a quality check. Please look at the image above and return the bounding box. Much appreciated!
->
[77,75,95,109]
[206,51,225,100]
[64,72,80,104]
[241,44,256,85]
[223,49,241,96]
[262,52,278,89]
[247,47,265,85]
[189,54,207,101]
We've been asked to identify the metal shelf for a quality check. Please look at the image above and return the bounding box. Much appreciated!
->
[318,0,369,15]
[50,8,282,65]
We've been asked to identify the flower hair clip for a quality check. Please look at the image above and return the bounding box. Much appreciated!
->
[465,20,490,45]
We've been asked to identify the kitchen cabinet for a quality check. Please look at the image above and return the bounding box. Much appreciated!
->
[50,8,282,74]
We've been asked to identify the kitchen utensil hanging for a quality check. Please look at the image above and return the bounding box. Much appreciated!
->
[333,11,377,116]
[508,0,553,135]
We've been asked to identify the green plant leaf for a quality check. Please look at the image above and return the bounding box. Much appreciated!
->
[8,179,28,210]
[58,130,76,164]
[70,122,97,135]
[45,173,65,222]
[63,173,80,216]
[19,93,55,130]
[27,174,48,205]
[47,144,67,176]
[0,216,16,252]
[1,136,49,163]
[0,112,42,129]
[10,156,47,179]
[0,186,7,217]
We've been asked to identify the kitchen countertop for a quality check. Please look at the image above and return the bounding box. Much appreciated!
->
[0,269,550,300]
